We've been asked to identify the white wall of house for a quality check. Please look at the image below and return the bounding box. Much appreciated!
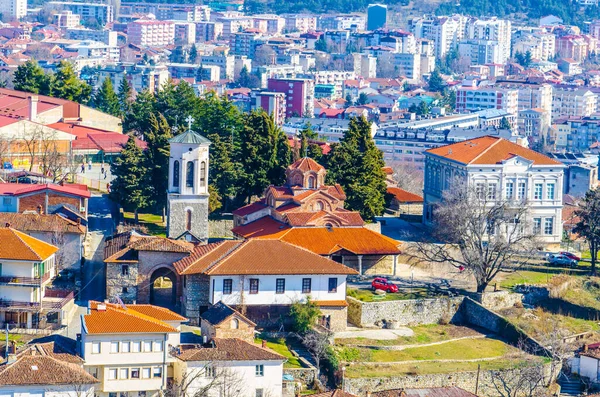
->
[0,384,95,397]
[173,359,283,397]
[579,355,600,382]
[209,274,346,306]
[28,232,83,271]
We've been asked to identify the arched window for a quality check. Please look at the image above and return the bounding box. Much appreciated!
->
[315,201,324,211]
[308,175,316,188]
[173,161,180,188]
[200,161,206,187]
[186,161,194,188]
[231,318,239,329]
[186,209,192,231]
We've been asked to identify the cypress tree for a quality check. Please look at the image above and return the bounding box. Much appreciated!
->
[50,61,92,104]
[93,77,120,117]
[145,113,172,212]
[118,75,134,115]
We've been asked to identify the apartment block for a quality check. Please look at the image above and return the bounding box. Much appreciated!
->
[267,78,315,118]
[455,85,519,114]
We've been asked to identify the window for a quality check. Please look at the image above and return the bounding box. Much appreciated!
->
[119,368,129,379]
[276,278,285,294]
[256,390,264,397]
[122,342,130,353]
[186,209,192,231]
[205,366,216,378]
[173,160,180,188]
[186,161,194,188]
[132,341,141,353]
[547,183,555,200]
[231,318,239,329]
[144,341,152,352]
[534,183,543,200]
[200,161,206,187]
[517,182,526,200]
[153,367,162,378]
[110,393,118,397]
[308,175,315,188]
[110,341,119,353]
[223,279,233,295]
[487,183,497,200]
[255,365,264,376]
[131,368,140,379]
[3,197,11,206]
[328,278,337,293]
[544,218,554,235]
[475,183,485,199]
[92,342,101,354]
[108,369,117,380]
[505,182,514,199]
[153,341,163,352]
[122,265,129,276]
[302,278,311,293]
[142,368,151,379]
[249,278,259,294]
[533,218,542,235]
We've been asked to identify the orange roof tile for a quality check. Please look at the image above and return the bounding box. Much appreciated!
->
[232,217,291,238]
[288,157,325,173]
[177,239,358,276]
[387,187,423,203]
[0,228,58,261]
[426,136,562,166]
[126,304,188,321]
[173,240,242,275]
[83,301,181,334]
[232,199,267,216]
[315,300,349,307]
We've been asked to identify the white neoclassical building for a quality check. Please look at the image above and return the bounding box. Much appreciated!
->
[423,136,565,248]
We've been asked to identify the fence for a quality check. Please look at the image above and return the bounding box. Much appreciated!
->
[74,175,109,192]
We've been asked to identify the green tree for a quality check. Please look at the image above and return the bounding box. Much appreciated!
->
[123,90,157,138]
[499,117,512,130]
[356,92,369,105]
[145,113,172,212]
[50,61,92,104]
[289,298,321,333]
[574,189,600,275]
[189,44,198,64]
[118,75,134,115]
[156,80,199,128]
[237,65,251,87]
[208,133,240,212]
[93,77,120,116]
[208,184,223,213]
[315,38,327,52]
[428,69,445,92]
[326,117,387,221]
[13,60,51,95]
[297,122,323,163]
[344,93,353,107]
[110,136,150,222]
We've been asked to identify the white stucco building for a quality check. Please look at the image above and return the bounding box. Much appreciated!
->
[423,136,565,248]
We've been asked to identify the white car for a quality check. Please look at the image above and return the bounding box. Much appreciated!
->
[548,254,577,267]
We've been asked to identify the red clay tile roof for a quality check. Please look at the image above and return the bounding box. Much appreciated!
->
[126,304,188,321]
[232,199,267,216]
[176,239,357,276]
[231,217,291,238]
[0,355,97,386]
[0,182,91,198]
[306,391,358,397]
[18,339,82,364]
[285,211,364,226]
[104,234,193,263]
[382,166,393,175]
[288,157,325,173]
[173,240,242,275]
[426,136,562,166]
[0,213,85,234]
[372,387,478,397]
[387,187,423,203]
[315,300,349,307]
[83,301,181,334]
[174,338,285,362]
[0,227,58,261]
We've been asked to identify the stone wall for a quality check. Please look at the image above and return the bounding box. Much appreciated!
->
[105,262,138,303]
[347,296,464,327]
[474,290,523,311]
[167,196,209,241]
[137,250,188,304]
[343,362,556,396]
[343,255,393,275]
[320,306,348,332]
[182,274,210,324]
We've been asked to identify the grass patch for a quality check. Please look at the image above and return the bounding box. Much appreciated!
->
[561,277,600,311]
[255,336,303,369]
[499,270,556,289]
[347,287,429,302]
[501,307,600,340]
[344,358,538,377]
[123,212,166,237]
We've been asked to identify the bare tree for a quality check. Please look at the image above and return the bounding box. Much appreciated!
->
[377,53,396,78]
[298,330,331,378]
[0,135,14,169]
[488,364,550,397]
[20,124,43,171]
[51,225,67,273]
[409,181,538,293]
[253,45,276,67]
[389,161,424,195]
[167,362,251,397]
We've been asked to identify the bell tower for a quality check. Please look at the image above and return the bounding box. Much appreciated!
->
[166,116,210,242]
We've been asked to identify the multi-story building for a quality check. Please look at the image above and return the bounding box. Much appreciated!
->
[120,2,210,22]
[367,4,387,30]
[283,14,317,33]
[494,80,553,115]
[512,31,556,61]
[518,108,551,146]
[53,11,81,28]
[198,54,235,80]
[267,78,315,118]
[466,17,511,64]
[252,14,285,34]
[318,14,366,31]
[217,16,253,40]
[552,87,598,120]
[455,85,519,114]
[380,31,417,54]
[253,91,286,125]
[174,22,196,45]
[556,35,589,62]
[195,21,223,42]
[67,40,119,61]
[390,52,429,80]
[283,117,378,142]
[458,40,504,65]
[47,2,114,25]
[0,0,27,20]
[553,115,600,151]
[98,63,170,94]
[66,28,118,46]
[230,30,263,58]
[423,136,564,247]
[127,19,175,46]
[410,14,468,58]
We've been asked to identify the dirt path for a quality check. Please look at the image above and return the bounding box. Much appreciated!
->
[346,334,490,351]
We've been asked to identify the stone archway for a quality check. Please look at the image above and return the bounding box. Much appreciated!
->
[150,267,177,310]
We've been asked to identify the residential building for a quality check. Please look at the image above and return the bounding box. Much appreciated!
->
[120,3,210,22]
[195,21,223,42]
[387,187,424,215]
[423,136,565,247]
[557,58,583,75]
[494,80,553,115]
[0,0,27,20]
[512,31,556,61]
[553,115,600,151]
[217,16,253,40]
[174,22,197,45]
[53,11,81,29]
[518,108,551,145]
[80,301,187,397]
[455,86,519,114]
[66,28,118,46]
[67,40,119,61]
[319,14,366,31]
[127,19,175,47]
[46,2,114,25]
[172,338,285,397]
[458,40,504,65]
[199,301,256,343]
[556,35,589,62]
[552,87,598,120]
[0,228,74,330]
[267,78,315,118]
[546,152,599,197]
[283,14,317,33]
[253,91,286,125]
[367,4,388,30]
[97,63,170,94]
[283,117,378,142]
[410,15,468,58]
[252,14,285,34]
[199,54,235,80]
[466,18,511,64]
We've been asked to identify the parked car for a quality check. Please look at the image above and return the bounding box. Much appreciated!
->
[548,254,577,267]
[371,277,399,293]
[559,251,581,261]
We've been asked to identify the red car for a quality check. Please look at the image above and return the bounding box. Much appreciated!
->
[559,251,581,261]
[371,277,399,293]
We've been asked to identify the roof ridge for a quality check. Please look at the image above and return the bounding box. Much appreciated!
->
[465,136,502,165]
[11,228,42,260]
[204,240,247,274]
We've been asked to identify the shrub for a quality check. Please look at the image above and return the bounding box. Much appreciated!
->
[290,298,322,333]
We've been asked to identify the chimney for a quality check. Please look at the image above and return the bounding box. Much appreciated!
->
[37,205,43,215]
[29,95,39,122]
[262,340,267,348]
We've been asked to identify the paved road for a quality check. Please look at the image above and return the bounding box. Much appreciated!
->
[79,194,117,304]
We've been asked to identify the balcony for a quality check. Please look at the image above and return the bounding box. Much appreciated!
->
[0,272,51,287]
[0,300,40,311]
[43,290,74,312]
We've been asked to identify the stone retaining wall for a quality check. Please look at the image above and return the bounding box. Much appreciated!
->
[474,290,523,311]
[343,362,556,396]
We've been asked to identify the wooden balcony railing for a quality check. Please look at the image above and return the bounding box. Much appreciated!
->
[0,300,40,311]
[0,272,51,286]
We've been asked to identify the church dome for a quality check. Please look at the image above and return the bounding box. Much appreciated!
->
[169,129,211,145]
[287,157,325,173]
